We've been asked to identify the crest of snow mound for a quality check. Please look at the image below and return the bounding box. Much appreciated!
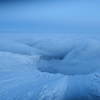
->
[37,38,100,75]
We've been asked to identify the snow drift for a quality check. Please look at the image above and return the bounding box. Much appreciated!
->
[0,33,100,100]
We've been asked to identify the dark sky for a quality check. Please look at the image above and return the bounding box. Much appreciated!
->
[0,0,90,3]
[0,0,99,3]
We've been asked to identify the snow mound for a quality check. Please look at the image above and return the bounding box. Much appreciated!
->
[0,34,100,100]
[36,38,100,75]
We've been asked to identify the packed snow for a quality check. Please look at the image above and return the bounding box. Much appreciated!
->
[0,33,100,100]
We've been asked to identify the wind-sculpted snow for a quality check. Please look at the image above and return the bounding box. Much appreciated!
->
[37,38,100,75]
[0,34,100,100]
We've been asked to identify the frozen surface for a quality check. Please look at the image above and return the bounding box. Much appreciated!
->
[0,33,100,100]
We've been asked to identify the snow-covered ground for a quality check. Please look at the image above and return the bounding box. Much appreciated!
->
[0,33,100,100]
[0,0,100,99]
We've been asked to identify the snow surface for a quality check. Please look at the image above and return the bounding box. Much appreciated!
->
[0,33,100,100]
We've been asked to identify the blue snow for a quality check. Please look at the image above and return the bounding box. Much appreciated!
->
[0,0,100,100]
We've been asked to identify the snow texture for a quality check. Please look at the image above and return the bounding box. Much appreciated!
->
[0,33,100,100]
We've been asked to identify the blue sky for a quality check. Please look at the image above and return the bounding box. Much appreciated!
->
[0,0,100,33]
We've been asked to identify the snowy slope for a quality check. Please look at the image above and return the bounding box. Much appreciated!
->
[0,33,100,100]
